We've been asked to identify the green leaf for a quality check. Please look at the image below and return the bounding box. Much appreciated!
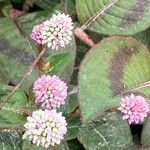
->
[2,4,13,17]
[78,36,150,123]
[47,37,76,83]
[57,86,78,116]
[65,116,81,140]
[42,41,76,84]
[0,0,12,17]
[78,112,134,150]
[0,84,27,128]
[0,17,39,92]
[49,52,73,75]
[65,0,75,15]
[141,116,150,146]
[23,140,70,150]
[76,0,150,35]
[0,131,22,150]
[70,38,90,85]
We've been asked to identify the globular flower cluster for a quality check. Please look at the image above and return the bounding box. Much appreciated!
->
[118,94,149,124]
[23,109,67,148]
[31,13,74,50]
[33,75,68,109]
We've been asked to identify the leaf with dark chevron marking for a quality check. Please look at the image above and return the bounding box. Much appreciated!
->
[0,17,39,92]
[78,37,150,123]
[76,0,150,35]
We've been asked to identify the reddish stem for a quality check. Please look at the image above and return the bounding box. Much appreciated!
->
[74,28,96,47]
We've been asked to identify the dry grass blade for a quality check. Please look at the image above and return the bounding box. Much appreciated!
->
[81,0,119,29]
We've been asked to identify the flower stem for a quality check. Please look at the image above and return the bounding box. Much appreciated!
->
[37,44,50,74]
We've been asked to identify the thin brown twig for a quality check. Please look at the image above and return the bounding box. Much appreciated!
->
[81,0,119,29]
[1,106,32,115]
[61,0,66,13]
[13,18,37,59]
[22,0,35,13]
[0,47,46,110]
[127,80,150,93]
[0,127,25,132]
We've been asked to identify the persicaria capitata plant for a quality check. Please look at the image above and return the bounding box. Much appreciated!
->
[0,0,150,149]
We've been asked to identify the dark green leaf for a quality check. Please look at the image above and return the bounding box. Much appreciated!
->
[65,0,75,15]
[0,131,22,150]
[65,116,81,140]
[142,116,150,146]
[57,86,78,116]
[0,84,27,128]
[78,112,134,150]
[49,52,73,76]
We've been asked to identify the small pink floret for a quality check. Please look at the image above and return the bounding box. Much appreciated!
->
[118,94,149,124]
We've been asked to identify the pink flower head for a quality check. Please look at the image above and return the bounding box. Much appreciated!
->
[23,109,67,148]
[31,24,43,44]
[33,75,68,109]
[40,13,74,49]
[118,94,149,124]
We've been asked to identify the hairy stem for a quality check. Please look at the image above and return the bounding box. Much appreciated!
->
[74,28,96,47]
